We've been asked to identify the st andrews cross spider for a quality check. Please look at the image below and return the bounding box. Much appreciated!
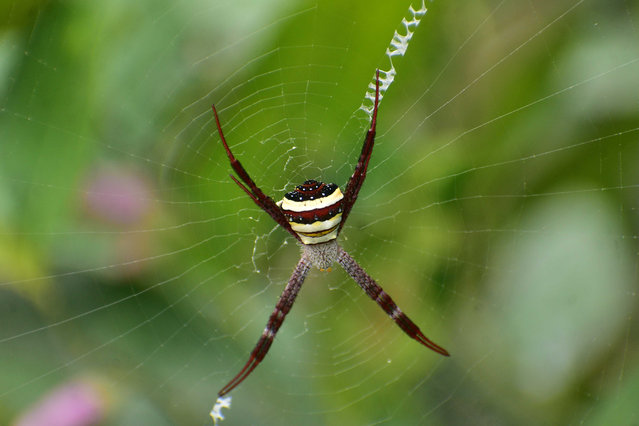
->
[212,70,449,397]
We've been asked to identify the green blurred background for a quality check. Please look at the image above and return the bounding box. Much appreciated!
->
[1,0,639,424]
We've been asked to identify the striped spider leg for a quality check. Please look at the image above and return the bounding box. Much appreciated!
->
[212,70,448,397]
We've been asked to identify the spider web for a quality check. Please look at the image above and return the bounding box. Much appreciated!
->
[2,0,639,424]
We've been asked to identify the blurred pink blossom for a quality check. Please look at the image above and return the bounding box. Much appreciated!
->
[14,381,105,426]
[84,167,152,226]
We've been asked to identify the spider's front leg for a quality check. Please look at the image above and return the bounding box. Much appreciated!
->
[218,255,312,396]
[338,69,380,234]
[337,246,449,356]
[211,105,301,242]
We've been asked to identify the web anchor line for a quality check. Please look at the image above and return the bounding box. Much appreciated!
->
[360,0,428,120]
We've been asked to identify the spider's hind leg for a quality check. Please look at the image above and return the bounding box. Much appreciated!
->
[336,246,449,356]
[218,255,312,396]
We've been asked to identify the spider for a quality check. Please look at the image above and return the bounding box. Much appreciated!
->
[212,70,449,397]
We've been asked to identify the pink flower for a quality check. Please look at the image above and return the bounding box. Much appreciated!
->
[14,381,105,426]
[84,166,152,226]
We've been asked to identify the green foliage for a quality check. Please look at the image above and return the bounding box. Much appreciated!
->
[1,0,638,424]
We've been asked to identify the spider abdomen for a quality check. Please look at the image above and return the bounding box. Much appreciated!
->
[277,179,343,245]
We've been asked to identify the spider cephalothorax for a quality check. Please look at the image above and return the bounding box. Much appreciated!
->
[212,70,448,397]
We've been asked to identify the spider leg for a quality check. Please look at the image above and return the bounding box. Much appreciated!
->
[218,255,312,396]
[338,69,380,234]
[212,105,301,242]
[337,246,449,357]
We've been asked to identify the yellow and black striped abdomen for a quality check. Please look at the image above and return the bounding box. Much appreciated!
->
[277,180,343,245]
